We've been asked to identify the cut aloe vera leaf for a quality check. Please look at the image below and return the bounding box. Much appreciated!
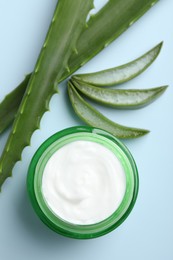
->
[72,42,163,86]
[72,79,168,109]
[68,82,149,139]
[0,75,30,134]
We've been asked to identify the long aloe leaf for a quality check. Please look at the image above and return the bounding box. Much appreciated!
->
[0,0,159,134]
[72,42,163,86]
[0,75,30,134]
[68,81,149,139]
[72,79,168,109]
[0,0,94,188]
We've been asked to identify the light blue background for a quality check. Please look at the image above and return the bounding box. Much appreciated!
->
[0,0,173,259]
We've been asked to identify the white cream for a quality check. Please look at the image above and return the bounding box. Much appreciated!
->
[42,140,126,225]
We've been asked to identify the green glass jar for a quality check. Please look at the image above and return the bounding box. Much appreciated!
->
[27,126,139,239]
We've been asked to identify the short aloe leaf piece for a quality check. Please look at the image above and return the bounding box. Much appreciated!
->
[72,42,163,86]
[0,75,30,134]
[0,0,159,136]
[72,79,168,109]
[68,81,149,139]
[0,0,94,188]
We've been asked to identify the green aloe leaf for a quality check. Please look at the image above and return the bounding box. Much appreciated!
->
[0,75,30,134]
[72,79,168,109]
[68,81,149,139]
[72,42,162,86]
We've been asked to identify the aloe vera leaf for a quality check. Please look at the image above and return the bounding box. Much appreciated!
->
[68,81,149,139]
[72,79,168,109]
[0,75,30,134]
[72,42,163,86]
[0,0,159,134]
[0,0,94,188]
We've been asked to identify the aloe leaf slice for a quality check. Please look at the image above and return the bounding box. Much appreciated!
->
[68,81,149,139]
[0,0,94,188]
[72,79,168,109]
[72,42,163,86]
[0,0,159,135]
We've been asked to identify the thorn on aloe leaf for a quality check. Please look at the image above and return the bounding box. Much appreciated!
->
[73,48,78,55]
[66,66,70,73]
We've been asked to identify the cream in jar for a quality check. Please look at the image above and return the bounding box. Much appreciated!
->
[42,140,126,225]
